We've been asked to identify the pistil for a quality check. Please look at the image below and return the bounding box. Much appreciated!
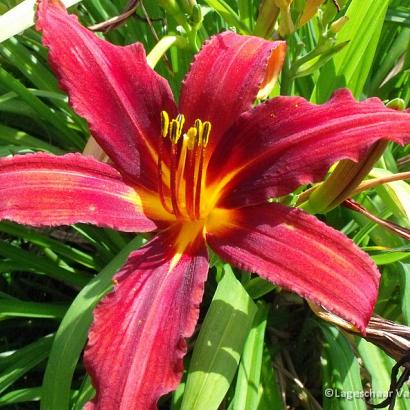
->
[194,121,211,219]
[176,128,196,208]
[157,111,173,214]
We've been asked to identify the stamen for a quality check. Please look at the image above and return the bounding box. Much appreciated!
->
[177,114,185,135]
[187,119,207,219]
[194,119,203,146]
[192,120,211,218]
[169,114,185,144]
[160,111,169,138]
[202,121,211,146]
[158,111,211,220]
[194,144,205,219]
[184,136,199,220]
[170,143,182,217]
[169,120,179,143]
[157,137,173,214]
[186,127,197,150]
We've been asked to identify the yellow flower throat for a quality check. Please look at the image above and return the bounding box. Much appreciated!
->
[158,111,212,221]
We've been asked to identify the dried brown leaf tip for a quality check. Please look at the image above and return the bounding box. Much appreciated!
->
[310,303,410,410]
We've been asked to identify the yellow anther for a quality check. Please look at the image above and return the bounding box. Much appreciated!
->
[202,121,211,147]
[169,119,179,144]
[194,119,203,143]
[167,114,185,144]
[177,114,185,135]
[160,111,169,138]
[186,127,198,150]
[159,112,210,148]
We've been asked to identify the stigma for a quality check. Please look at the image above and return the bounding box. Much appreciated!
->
[157,111,212,221]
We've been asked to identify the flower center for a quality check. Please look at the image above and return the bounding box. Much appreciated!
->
[157,111,211,221]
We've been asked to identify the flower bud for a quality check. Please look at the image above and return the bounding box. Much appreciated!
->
[330,15,349,33]
[305,140,388,214]
[254,0,280,38]
[387,98,406,111]
[191,4,202,26]
[273,0,295,36]
[178,0,196,14]
[299,0,325,27]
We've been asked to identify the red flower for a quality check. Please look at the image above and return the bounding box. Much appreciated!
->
[1,0,410,408]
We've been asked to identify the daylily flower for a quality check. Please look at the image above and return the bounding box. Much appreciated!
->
[1,0,410,408]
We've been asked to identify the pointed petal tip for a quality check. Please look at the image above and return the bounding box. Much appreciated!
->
[211,88,410,208]
[257,40,287,100]
[207,204,379,335]
[179,31,286,152]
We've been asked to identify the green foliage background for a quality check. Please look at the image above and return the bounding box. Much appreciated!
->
[0,0,410,409]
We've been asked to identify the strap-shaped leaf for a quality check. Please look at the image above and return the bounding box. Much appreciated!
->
[181,265,257,410]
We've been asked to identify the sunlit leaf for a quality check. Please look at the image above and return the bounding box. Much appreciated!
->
[181,265,257,410]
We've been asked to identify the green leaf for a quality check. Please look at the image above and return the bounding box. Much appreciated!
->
[0,37,59,92]
[0,336,53,395]
[371,168,410,227]
[0,298,67,320]
[292,41,349,79]
[0,124,62,153]
[368,27,410,93]
[181,265,257,410]
[202,0,250,34]
[237,0,252,31]
[257,346,285,410]
[71,376,94,410]
[385,8,410,27]
[357,338,410,410]
[0,239,89,288]
[371,250,410,265]
[0,67,83,149]
[231,302,268,410]
[319,324,366,410]
[312,0,390,102]
[0,387,42,407]
[41,237,144,410]
[0,222,99,269]
[244,277,276,299]
[398,262,410,325]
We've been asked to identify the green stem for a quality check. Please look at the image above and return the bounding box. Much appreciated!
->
[280,51,292,95]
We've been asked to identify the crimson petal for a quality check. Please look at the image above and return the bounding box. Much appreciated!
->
[0,153,155,231]
[208,89,410,208]
[179,32,285,153]
[36,0,177,189]
[84,228,208,410]
[207,203,379,332]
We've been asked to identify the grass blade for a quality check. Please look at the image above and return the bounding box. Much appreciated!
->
[181,265,257,410]
[231,302,269,410]
[320,323,365,410]
[312,0,390,102]
[40,237,144,410]
[0,387,42,407]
